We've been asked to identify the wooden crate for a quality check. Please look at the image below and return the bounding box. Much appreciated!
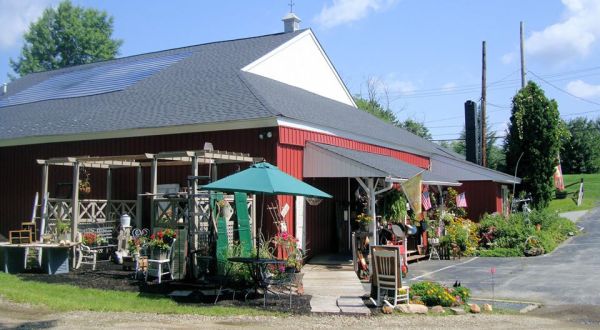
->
[9,230,32,244]
[22,222,37,242]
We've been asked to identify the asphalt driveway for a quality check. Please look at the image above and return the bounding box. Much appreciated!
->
[408,206,600,306]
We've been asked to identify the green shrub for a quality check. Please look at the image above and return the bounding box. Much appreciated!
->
[477,247,523,257]
[409,281,470,307]
[441,217,479,256]
[477,209,577,256]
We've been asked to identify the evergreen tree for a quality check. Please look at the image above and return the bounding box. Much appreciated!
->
[9,0,122,77]
[505,82,567,209]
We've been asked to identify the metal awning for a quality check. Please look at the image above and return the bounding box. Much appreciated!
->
[303,142,461,186]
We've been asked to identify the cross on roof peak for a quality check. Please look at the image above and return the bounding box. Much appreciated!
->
[288,0,295,13]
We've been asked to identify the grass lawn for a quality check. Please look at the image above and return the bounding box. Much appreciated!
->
[0,272,277,316]
[548,173,600,213]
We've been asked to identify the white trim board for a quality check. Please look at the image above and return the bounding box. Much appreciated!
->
[0,117,278,147]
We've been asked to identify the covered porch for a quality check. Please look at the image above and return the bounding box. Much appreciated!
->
[301,142,460,268]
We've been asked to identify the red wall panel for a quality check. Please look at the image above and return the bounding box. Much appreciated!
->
[456,181,502,221]
[279,126,430,169]
[0,127,278,236]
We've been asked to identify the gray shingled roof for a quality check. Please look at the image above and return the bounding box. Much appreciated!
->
[0,29,516,183]
[241,71,460,158]
[431,155,520,184]
[310,142,459,184]
[0,31,304,140]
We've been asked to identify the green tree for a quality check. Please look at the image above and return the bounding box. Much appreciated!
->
[399,118,432,139]
[9,0,122,77]
[449,123,506,172]
[505,82,567,209]
[561,117,600,174]
[353,95,399,125]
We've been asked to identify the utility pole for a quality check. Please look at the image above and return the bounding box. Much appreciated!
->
[520,21,526,88]
[481,40,487,167]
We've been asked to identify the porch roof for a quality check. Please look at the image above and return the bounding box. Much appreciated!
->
[36,149,262,169]
[303,142,460,186]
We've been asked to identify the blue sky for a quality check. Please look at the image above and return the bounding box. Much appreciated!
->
[1,0,600,142]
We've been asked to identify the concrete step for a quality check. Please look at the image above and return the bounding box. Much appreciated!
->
[407,254,428,263]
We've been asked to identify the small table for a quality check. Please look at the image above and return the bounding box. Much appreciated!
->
[227,257,286,293]
[0,242,79,275]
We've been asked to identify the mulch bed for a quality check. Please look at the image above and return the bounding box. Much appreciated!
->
[16,262,311,314]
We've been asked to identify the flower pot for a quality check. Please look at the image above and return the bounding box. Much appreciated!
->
[428,238,439,245]
[151,248,168,260]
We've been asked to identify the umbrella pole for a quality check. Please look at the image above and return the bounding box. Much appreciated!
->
[257,193,264,260]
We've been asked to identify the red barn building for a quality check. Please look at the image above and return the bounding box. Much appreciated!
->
[0,21,518,257]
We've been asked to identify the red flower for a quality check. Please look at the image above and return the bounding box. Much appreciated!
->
[150,234,155,240]
[158,231,164,239]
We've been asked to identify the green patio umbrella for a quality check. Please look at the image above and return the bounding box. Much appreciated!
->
[202,161,332,257]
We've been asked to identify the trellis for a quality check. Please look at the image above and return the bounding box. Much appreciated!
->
[36,148,261,271]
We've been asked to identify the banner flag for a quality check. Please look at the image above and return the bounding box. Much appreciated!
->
[456,192,468,208]
[422,191,432,211]
[401,173,422,216]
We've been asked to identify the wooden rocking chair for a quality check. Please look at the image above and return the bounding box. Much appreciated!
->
[371,245,410,307]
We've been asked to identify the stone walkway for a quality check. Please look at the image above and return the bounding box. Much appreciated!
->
[302,255,370,315]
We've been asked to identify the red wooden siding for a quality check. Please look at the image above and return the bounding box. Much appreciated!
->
[274,144,304,239]
[279,126,430,169]
[0,127,278,236]
[456,181,503,221]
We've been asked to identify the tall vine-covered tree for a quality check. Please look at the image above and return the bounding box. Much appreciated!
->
[505,82,567,209]
[9,0,122,77]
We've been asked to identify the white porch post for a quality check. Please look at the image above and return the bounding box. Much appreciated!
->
[40,163,49,240]
[356,177,377,245]
[190,155,199,273]
[71,162,80,267]
[136,166,143,228]
[106,168,112,222]
[150,158,158,228]
[294,196,305,251]
[367,178,377,245]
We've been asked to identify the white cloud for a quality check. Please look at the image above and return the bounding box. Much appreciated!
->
[314,0,398,29]
[441,82,457,92]
[566,79,600,98]
[387,79,416,95]
[526,0,600,63]
[0,0,53,49]
[501,52,516,65]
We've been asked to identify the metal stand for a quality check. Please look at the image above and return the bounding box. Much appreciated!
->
[429,242,440,260]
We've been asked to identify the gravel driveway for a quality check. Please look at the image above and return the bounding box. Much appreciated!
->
[1,297,596,329]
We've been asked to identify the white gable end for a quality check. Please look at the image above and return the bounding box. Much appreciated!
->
[242,30,356,107]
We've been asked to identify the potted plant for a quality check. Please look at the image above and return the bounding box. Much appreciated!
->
[356,213,373,231]
[384,190,408,224]
[82,232,99,246]
[55,218,71,241]
[427,223,439,245]
[148,229,176,259]
[78,167,91,195]
[128,237,146,257]
[272,232,302,272]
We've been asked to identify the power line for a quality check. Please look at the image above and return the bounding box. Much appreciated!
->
[528,70,600,107]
